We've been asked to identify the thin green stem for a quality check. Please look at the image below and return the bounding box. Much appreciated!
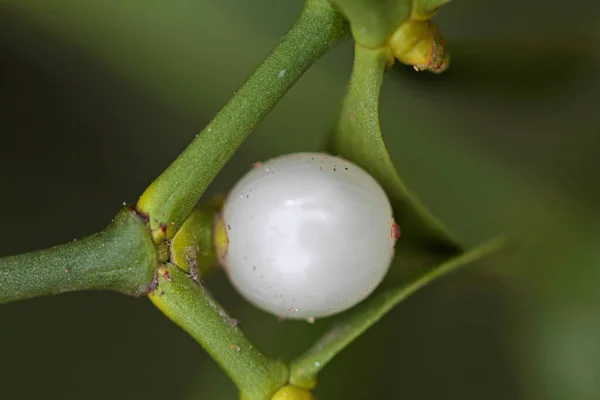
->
[327,43,460,252]
[0,208,157,303]
[137,0,349,242]
[289,236,505,387]
[149,264,288,400]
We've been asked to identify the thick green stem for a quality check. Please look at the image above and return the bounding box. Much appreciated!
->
[329,0,411,47]
[0,208,157,303]
[149,264,288,400]
[137,0,349,242]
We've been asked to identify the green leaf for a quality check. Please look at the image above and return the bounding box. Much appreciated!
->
[289,236,505,387]
[329,0,412,47]
[0,208,157,303]
[137,0,349,242]
[327,44,460,252]
[149,264,288,400]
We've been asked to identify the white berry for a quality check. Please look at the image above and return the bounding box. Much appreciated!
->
[220,152,398,320]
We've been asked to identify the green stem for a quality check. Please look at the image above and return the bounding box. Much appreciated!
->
[327,43,460,252]
[169,198,222,276]
[329,0,411,48]
[289,236,505,387]
[137,0,349,242]
[0,208,157,303]
[149,264,288,400]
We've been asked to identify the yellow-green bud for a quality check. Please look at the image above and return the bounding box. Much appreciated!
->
[388,19,450,73]
[272,385,315,400]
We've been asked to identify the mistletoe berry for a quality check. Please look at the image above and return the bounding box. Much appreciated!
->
[217,152,398,320]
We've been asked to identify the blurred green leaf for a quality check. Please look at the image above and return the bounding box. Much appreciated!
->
[327,44,460,252]
[394,37,597,96]
[289,236,505,387]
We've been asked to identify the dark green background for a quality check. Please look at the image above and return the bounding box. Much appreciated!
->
[1,1,599,399]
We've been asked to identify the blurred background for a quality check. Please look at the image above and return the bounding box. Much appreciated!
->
[0,0,599,399]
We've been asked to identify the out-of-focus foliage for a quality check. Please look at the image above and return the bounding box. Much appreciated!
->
[0,0,599,399]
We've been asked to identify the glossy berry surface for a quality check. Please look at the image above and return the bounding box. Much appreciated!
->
[221,152,397,320]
